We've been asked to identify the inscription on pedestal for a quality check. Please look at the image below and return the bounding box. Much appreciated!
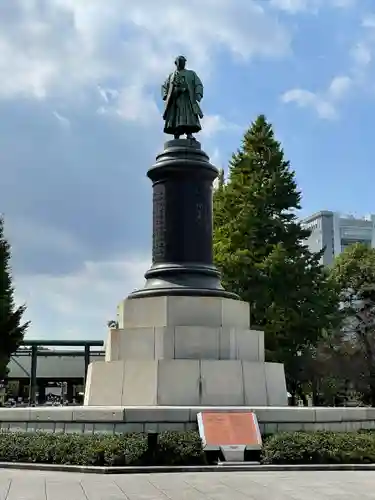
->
[195,184,212,237]
[153,184,166,262]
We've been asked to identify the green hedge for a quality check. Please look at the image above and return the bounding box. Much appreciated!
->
[0,430,206,466]
[2,430,375,466]
[262,431,375,464]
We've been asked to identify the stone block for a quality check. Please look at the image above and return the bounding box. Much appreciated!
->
[124,407,190,423]
[84,357,286,407]
[265,363,288,406]
[54,422,66,433]
[83,424,94,434]
[219,329,264,362]
[221,299,250,328]
[105,328,122,361]
[31,407,73,421]
[115,423,144,433]
[157,422,185,432]
[8,422,27,432]
[122,361,158,405]
[92,423,115,434]
[357,420,375,430]
[154,327,175,358]
[174,326,219,359]
[314,408,346,422]
[340,408,368,421]
[120,296,167,328]
[72,407,125,422]
[0,408,30,421]
[35,422,55,433]
[254,407,316,423]
[106,324,266,362]
[84,361,125,406]
[243,363,267,406]
[366,407,375,420]
[157,360,200,405]
[277,422,303,432]
[344,420,365,432]
[231,329,263,362]
[118,295,250,329]
[263,423,278,434]
[65,423,84,433]
[167,296,222,327]
[143,422,159,432]
[185,422,197,431]
[122,328,156,360]
[200,360,244,405]
[106,327,175,361]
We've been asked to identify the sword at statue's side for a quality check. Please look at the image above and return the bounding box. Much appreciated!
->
[162,71,176,121]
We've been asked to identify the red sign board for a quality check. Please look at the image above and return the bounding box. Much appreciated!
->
[197,411,262,450]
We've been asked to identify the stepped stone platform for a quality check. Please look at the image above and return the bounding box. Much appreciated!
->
[84,295,287,407]
[0,406,374,435]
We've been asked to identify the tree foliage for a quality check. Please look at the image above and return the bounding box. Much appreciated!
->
[0,216,29,377]
[213,115,340,396]
[329,243,375,405]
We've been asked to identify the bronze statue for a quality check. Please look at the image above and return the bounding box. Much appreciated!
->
[162,56,204,139]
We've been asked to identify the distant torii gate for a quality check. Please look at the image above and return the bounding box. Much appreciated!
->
[15,339,104,405]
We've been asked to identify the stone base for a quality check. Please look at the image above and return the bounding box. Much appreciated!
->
[105,326,265,362]
[84,359,287,407]
[116,295,251,330]
[1,406,375,435]
[85,295,288,408]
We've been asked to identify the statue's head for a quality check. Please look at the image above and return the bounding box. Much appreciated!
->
[175,55,186,70]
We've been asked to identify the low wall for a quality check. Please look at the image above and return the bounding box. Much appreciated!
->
[0,406,374,434]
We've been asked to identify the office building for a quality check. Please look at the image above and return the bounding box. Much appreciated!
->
[301,211,375,266]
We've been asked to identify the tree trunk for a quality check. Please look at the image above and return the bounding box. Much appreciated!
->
[289,381,298,406]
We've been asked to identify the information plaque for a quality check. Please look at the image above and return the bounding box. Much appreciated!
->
[197,411,262,462]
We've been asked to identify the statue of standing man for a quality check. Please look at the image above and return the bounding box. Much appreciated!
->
[162,56,204,139]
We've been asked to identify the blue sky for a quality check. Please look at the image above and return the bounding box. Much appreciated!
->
[1,0,375,340]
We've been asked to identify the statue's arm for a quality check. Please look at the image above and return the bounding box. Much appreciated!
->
[194,73,203,102]
[161,76,170,101]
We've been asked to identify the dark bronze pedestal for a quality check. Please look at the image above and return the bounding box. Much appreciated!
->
[129,139,238,300]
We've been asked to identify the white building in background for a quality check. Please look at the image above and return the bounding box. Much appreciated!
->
[301,211,375,266]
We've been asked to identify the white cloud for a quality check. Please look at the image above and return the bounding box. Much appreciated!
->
[200,115,241,139]
[281,88,337,119]
[15,254,150,340]
[270,0,317,13]
[270,0,355,13]
[281,76,353,119]
[362,15,375,29]
[0,0,293,341]
[328,75,352,99]
[331,0,356,7]
[53,111,70,129]
[351,43,372,66]
[0,0,291,104]
[98,85,160,126]
[5,213,149,339]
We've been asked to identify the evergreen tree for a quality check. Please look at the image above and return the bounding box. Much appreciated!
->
[0,216,29,378]
[330,243,375,405]
[213,115,340,399]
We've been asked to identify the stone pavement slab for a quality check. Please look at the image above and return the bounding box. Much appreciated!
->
[1,469,375,499]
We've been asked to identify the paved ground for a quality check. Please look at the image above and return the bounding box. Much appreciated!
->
[1,469,375,499]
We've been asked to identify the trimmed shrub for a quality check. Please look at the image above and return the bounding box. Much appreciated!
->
[262,431,375,464]
[0,430,206,466]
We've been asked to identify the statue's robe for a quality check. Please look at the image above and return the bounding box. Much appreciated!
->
[162,69,203,136]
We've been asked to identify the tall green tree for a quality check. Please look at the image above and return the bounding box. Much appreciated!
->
[0,216,29,378]
[213,115,340,400]
[330,243,375,405]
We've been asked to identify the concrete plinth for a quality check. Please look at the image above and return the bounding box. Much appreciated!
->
[84,296,288,407]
